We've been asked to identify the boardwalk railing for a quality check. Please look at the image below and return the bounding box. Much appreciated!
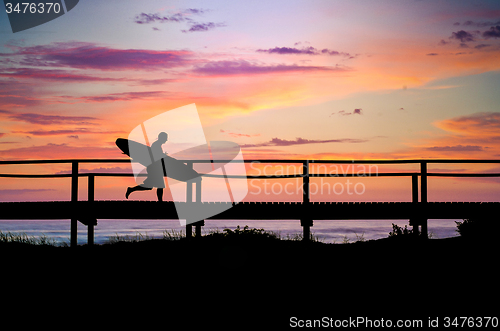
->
[1,159,499,246]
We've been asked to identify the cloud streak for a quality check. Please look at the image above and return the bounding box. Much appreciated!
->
[241,137,368,148]
[220,129,260,138]
[450,30,476,42]
[134,9,225,33]
[134,12,190,24]
[0,68,129,83]
[257,46,354,58]
[182,22,226,33]
[434,112,500,136]
[331,109,363,116]
[12,129,123,136]
[134,8,208,24]
[483,26,500,39]
[192,60,344,76]
[0,189,56,195]
[5,112,99,125]
[425,145,484,152]
[0,42,193,71]
[454,20,500,27]
[67,91,169,103]
[0,143,121,160]
[420,112,500,157]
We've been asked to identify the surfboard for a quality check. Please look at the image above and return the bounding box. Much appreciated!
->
[116,138,200,182]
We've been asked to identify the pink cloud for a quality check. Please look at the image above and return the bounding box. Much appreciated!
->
[0,68,128,82]
[0,42,193,71]
[12,129,123,136]
[0,80,42,107]
[5,112,98,125]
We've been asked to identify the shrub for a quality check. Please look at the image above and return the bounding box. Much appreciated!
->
[388,223,415,238]
[221,225,279,241]
[455,218,499,239]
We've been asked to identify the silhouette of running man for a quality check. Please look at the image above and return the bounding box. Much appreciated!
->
[126,132,168,201]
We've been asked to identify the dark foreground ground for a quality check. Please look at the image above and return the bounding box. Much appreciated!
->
[1,236,498,328]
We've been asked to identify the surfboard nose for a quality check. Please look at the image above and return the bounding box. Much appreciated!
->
[115,138,129,155]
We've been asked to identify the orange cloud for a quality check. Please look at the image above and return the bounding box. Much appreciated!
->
[0,143,123,160]
[405,112,500,158]
[433,112,500,136]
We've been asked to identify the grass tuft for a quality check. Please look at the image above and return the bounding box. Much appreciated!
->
[0,230,58,246]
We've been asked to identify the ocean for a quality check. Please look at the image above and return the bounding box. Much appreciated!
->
[0,219,460,245]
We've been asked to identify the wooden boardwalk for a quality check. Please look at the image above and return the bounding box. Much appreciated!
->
[1,158,499,246]
[1,200,498,221]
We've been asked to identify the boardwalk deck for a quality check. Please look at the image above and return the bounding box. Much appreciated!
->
[1,200,497,220]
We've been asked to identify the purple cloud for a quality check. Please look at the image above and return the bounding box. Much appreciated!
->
[257,46,353,57]
[182,22,226,33]
[0,42,193,70]
[257,46,319,55]
[483,26,500,39]
[134,9,224,33]
[474,44,491,49]
[459,20,500,27]
[192,60,342,76]
[134,9,208,24]
[134,12,189,24]
[425,145,484,152]
[331,109,363,116]
[184,8,208,15]
[450,30,476,42]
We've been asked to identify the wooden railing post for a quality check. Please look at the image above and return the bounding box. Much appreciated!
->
[87,174,95,246]
[70,161,78,247]
[420,162,428,239]
[195,179,203,237]
[185,163,194,238]
[301,160,312,241]
[410,174,420,235]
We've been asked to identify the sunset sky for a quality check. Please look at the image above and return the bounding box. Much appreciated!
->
[0,0,499,202]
